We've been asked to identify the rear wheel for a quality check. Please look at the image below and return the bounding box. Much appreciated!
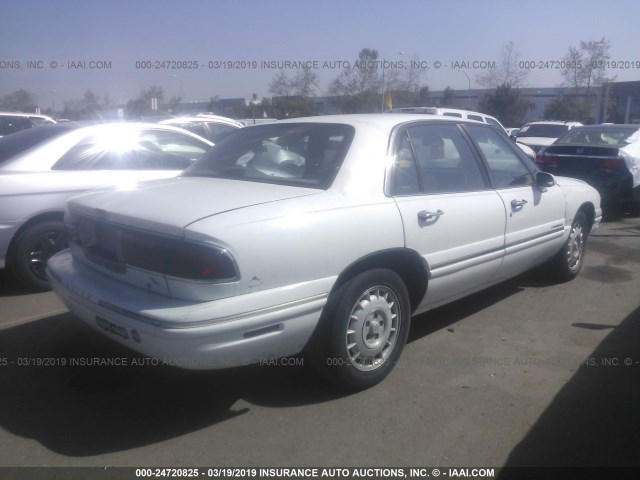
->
[308,269,411,391]
[11,220,68,291]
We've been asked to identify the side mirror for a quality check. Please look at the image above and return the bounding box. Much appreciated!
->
[536,171,555,192]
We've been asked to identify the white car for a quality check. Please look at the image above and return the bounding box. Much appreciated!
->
[515,120,583,153]
[0,122,213,290]
[48,114,601,390]
[160,114,243,143]
[0,111,57,137]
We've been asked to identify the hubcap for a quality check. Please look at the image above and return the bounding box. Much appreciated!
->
[345,286,400,372]
[28,231,68,281]
[566,223,584,272]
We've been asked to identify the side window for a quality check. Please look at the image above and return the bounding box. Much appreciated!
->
[389,131,420,196]
[465,124,534,189]
[467,114,484,122]
[407,124,487,194]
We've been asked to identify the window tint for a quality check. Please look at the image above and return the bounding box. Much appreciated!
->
[184,123,354,189]
[443,112,463,118]
[390,124,487,195]
[467,114,484,122]
[53,128,207,170]
[466,124,534,189]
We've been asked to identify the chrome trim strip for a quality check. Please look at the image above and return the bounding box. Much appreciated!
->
[97,293,329,330]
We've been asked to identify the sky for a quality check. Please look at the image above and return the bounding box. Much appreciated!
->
[1,0,640,111]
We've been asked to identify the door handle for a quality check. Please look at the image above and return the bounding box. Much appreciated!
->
[510,199,528,209]
[418,210,444,221]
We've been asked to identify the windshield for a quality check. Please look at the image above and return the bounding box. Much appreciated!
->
[183,123,355,189]
[517,124,569,138]
[555,126,640,146]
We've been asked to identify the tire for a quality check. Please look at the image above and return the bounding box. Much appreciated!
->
[307,269,411,391]
[10,220,68,291]
[551,211,588,282]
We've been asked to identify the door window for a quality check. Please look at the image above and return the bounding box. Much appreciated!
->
[390,124,487,195]
[465,124,534,189]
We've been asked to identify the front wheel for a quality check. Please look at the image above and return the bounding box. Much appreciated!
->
[551,211,589,282]
[307,269,411,391]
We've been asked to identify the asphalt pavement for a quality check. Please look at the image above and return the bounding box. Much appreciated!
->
[0,217,638,470]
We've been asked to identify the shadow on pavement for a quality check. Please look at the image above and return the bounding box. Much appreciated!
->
[0,313,343,456]
[0,274,533,458]
[498,305,640,473]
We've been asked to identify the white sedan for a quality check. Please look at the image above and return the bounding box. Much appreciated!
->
[0,122,213,290]
[48,114,602,390]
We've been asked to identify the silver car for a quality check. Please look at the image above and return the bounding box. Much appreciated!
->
[0,122,213,290]
[48,114,601,390]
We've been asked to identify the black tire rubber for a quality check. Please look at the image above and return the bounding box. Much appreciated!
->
[10,220,68,291]
[551,211,589,282]
[307,269,411,391]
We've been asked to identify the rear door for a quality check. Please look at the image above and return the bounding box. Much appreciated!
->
[389,122,506,311]
[464,124,566,280]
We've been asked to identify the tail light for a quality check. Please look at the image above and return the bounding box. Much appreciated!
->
[165,243,238,282]
[599,158,624,169]
[536,154,559,166]
[66,212,239,283]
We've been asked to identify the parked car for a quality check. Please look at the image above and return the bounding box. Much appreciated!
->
[48,114,601,391]
[0,122,213,290]
[515,121,583,153]
[0,111,57,138]
[536,124,640,215]
[390,107,537,160]
[160,114,243,143]
[506,127,520,138]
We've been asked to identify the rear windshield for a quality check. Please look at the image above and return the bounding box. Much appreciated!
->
[184,123,355,189]
[517,124,569,138]
[555,127,640,146]
[0,124,77,164]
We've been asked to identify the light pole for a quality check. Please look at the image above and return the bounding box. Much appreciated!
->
[458,69,471,108]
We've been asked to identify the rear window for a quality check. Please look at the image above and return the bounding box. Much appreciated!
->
[0,124,77,164]
[555,127,640,146]
[517,124,569,138]
[184,123,355,189]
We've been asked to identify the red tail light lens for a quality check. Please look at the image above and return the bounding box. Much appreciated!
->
[536,154,559,166]
[165,243,238,282]
[599,158,624,169]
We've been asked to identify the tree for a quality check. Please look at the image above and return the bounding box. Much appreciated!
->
[1,89,37,112]
[544,98,591,122]
[269,67,318,98]
[561,37,615,99]
[328,48,382,113]
[384,54,428,107]
[441,86,456,107]
[62,90,113,120]
[476,41,528,89]
[479,84,534,127]
[556,37,615,122]
[125,85,165,118]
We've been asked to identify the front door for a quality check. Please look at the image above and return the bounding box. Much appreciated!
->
[464,124,566,281]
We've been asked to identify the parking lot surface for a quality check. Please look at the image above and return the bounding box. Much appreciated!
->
[0,218,638,468]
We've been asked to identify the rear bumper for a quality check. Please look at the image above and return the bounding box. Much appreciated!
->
[47,250,326,369]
